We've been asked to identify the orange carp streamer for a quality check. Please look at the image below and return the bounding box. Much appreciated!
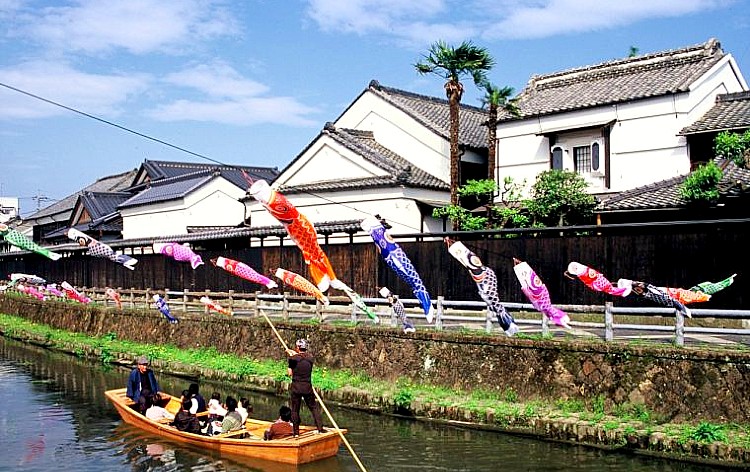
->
[274,268,329,305]
[250,180,336,292]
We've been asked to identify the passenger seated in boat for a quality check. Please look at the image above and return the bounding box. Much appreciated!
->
[237,397,253,423]
[187,383,207,414]
[263,406,294,440]
[173,399,202,434]
[220,396,244,433]
[126,356,160,415]
[207,392,227,421]
[145,394,174,422]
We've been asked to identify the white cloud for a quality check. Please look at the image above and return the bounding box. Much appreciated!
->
[306,0,731,43]
[19,0,238,55]
[483,0,730,39]
[0,60,149,119]
[163,62,269,99]
[146,97,319,127]
[149,62,319,126]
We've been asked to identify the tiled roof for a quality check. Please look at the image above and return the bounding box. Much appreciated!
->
[119,170,217,208]
[680,91,750,135]
[135,159,278,190]
[279,125,448,195]
[79,191,131,220]
[506,38,725,120]
[25,169,137,220]
[364,80,489,149]
[599,159,750,211]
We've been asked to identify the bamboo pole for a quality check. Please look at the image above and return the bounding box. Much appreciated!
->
[259,311,368,472]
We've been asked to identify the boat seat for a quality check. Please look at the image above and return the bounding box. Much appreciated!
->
[214,429,250,439]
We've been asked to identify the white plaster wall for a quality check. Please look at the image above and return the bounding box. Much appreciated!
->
[277,139,388,187]
[335,92,450,182]
[121,179,245,239]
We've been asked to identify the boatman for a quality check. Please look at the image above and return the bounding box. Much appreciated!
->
[126,355,160,414]
[286,338,325,436]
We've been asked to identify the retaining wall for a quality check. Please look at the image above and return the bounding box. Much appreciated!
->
[3,294,750,423]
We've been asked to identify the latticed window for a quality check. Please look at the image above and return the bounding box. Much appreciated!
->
[573,145,592,173]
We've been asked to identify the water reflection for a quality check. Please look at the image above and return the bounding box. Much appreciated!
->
[0,337,729,472]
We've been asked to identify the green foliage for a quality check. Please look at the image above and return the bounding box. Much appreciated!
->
[555,398,585,414]
[682,421,728,443]
[592,394,606,415]
[415,40,495,84]
[394,388,415,409]
[503,388,518,403]
[526,170,596,226]
[679,161,722,205]
[432,206,487,231]
[714,130,750,167]
[458,179,496,197]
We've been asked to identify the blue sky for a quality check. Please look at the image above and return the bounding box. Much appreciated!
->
[1,0,748,216]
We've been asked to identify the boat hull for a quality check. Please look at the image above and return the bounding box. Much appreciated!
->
[105,388,344,465]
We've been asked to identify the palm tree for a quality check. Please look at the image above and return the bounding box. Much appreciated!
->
[415,40,495,212]
[480,82,518,184]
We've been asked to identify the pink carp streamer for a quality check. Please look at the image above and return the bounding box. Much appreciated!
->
[513,258,570,328]
[153,242,204,269]
[211,256,278,289]
[200,296,232,315]
[17,283,46,300]
[565,262,631,297]
[250,180,336,292]
[61,282,91,304]
[274,268,329,305]
[44,284,64,297]
[106,287,122,309]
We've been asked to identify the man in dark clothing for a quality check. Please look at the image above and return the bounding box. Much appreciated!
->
[126,355,160,414]
[173,398,202,434]
[188,383,207,414]
[287,338,325,436]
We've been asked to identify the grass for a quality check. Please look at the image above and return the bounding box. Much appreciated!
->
[2,312,750,457]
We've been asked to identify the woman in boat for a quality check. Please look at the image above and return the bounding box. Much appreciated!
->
[126,356,160,414]
[263,405,294,440]
[207,392,227,421]
[173,398,202,434]
[145,394,174,422]
[187,383,207,414]
[220,396,244,433]
[287,338,325,436]
[237,397,252,423]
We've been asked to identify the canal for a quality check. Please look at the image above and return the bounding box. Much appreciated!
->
[0,336,728,472]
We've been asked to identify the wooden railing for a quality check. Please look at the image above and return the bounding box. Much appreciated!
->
[4,285,750,347]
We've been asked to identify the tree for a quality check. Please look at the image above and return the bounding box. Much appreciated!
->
[415,40,495,219]
[480,82,518,184]
[526,170,597,227]
[680,161,723,205]
[714,130,750,168]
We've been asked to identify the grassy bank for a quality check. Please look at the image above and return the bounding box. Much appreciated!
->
[1,312,748,467]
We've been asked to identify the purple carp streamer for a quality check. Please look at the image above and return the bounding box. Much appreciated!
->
[152,294,179,323]
[513,258,570,328]
[618,279,692,318]
[689,274,737,295]
[0,223,61,260]
[380,287,415,333]
[67,228,137,270]
[153,242,204,269]
[565,262,630,297]
[361,217,434,323]
[446,238,518,336]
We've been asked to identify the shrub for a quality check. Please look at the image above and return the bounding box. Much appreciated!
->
[679,161,722,205]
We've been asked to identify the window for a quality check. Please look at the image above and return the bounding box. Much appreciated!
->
[591,141,600,172]
[573,145,592,173]
[551,146,564,170]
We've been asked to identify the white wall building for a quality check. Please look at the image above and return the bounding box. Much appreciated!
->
[0,197,19,223]
[495,38,748,197]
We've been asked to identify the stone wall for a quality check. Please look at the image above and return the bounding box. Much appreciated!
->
[3,294,750,422]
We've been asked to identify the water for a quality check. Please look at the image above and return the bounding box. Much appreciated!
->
[0,336,730,472]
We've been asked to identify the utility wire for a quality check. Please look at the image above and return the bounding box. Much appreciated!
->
[1,81,424,232]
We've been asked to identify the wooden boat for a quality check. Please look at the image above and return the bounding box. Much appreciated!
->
[105,388,346,465]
